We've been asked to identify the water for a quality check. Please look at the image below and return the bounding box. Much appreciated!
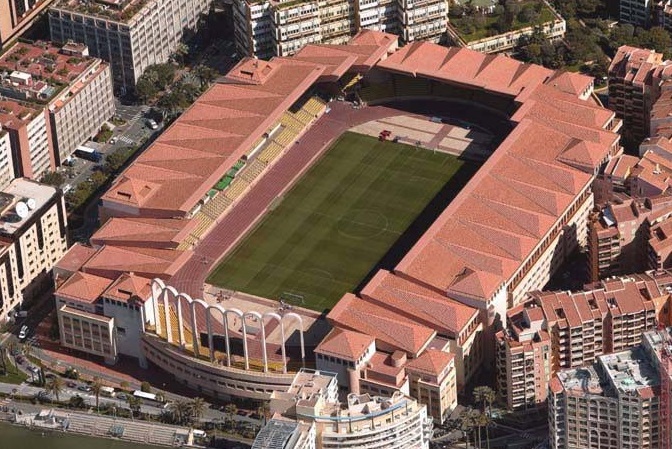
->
[0,421,159,449]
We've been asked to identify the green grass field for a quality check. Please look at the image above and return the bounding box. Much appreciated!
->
[207,132,467,312]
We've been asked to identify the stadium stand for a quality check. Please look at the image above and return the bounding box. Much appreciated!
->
[240,159,267,183]
[258,142,285,164]
[274,127,298,147]
[224,178,251,201]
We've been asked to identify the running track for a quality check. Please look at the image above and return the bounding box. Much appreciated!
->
[169,100,510,299]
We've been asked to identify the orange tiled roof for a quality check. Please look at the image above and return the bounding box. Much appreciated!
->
[101,58,326,215]
[405,348,454,377]
[314,328,375,361]
[57,271,113,304]
[91,217,193,249]
[377,43,554,98]
[395,79,618,301]
[83,245,192,280]
[328,293,436,356]
[55,243,97,273]
[103,272,152,303]
[361,270,477,337]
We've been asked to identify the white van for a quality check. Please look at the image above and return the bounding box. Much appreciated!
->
[63,184,73,194]
[100,386,116,397]
[18,325,28,340]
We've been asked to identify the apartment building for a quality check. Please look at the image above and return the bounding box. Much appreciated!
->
[0,41,114,165]
[609,46,665,145]
[495,305,552,411]
[445,1,566,54]
[0,128,15,190]
[0,100,53,180]
[496,274,662,411]
[621,0,652,27]
[253,369,434,449]
[549,338,664,449]
[232,0,447,58]
[655,0,672,31]
[0,0,55,49]
[0,179,67,322]
[48,0,212,92]
[588,195,668,281]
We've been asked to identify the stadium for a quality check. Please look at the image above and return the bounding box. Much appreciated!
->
[84,30,621,401]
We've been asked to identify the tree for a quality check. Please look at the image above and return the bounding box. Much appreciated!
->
[140,381,152,393]
[190,397,206,423]
[473,386,496,449]
[135,77,158,103]
[69,395,85,409]
[224,403,238,429]
[168,400,191,425]
[40,171,65,187]
[45,376,64,402]
[258,401,271,425]
[120,380,130,390]
[194,65,218,88]
[640,27,672,58]
[91,377,103,411]
[460,407,476,448]
[127,395,142,420]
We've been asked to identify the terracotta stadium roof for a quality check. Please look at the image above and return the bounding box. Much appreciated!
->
[103,272,152,303]
[314,328,375,361]
[395,82,618,302]
[405,349,454,378]
[57,271,113,304]
[83,245,192,280]
[328,293,436,356]
[101,58,326,215]
[91,217,194,249]
[55,243,97,274]
[361,270,477,337]
[377,43,554,98]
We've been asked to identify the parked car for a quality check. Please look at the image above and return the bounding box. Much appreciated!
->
[18,325,28,340]
[78,385,92,392]
[109,136,118,145]
[66,381,77,388]
[146,119,158,130]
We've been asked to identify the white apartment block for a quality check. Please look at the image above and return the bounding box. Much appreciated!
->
[233,0,447,58]
[254,369,434,449]
[48,0,212,92]
[549,343,662,449]
[621,0,651,27]
[0,131,14,190]
[48,57,115,164]
[0,179,68,321]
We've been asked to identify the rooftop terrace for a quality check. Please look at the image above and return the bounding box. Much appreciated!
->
[50,0,149,23]
[0,41,100,106]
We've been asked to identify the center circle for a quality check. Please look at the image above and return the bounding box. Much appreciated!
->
[337,209,388,239]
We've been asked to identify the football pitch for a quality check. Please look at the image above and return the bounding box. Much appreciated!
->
[207,132,469,312]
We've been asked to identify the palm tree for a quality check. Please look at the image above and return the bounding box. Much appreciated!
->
[190,397,206,423]
[224,404,237,430]
[127,395,142,421]
[460,407,476,449]
[45,376,64,402]
[258,401,271,425]
[473,386,495,449]
[169,400,191,425]
[91,377,103,412]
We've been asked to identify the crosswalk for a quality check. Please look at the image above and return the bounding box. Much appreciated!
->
[116,135,135,145]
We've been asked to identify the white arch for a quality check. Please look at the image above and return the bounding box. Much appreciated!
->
[176,293,193,348]
[161,285,180,344]
[151,279,167,336]
[244,311,266,372]
[263,312,286,373]
[190,298,209,358]
[149,280,304,374]
[283,312,306,369]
